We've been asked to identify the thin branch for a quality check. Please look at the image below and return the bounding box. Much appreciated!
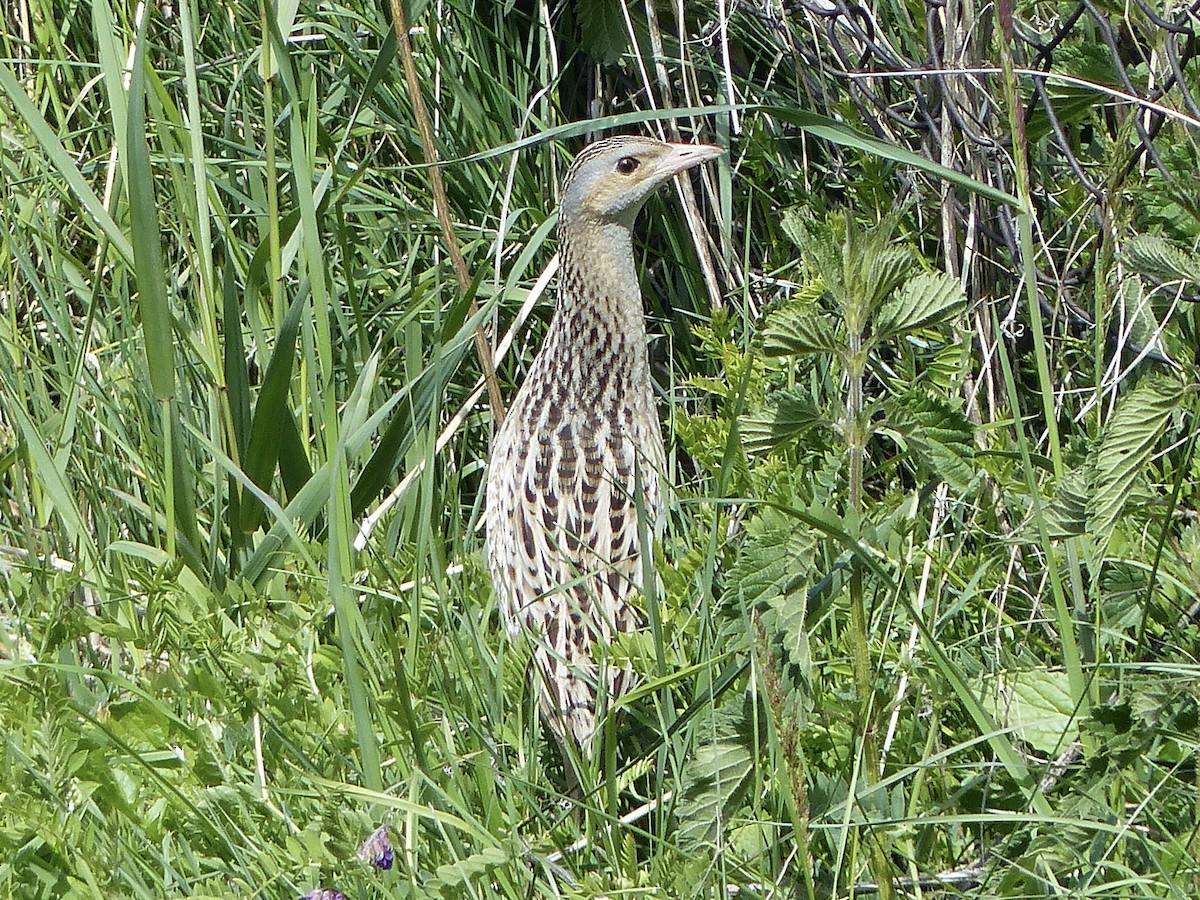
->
[388,0,506,424]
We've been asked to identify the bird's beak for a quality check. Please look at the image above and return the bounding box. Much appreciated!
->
[656,142,724,179]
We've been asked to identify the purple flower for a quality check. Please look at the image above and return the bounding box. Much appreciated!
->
[359,825,394,871]
[300,890,344,900]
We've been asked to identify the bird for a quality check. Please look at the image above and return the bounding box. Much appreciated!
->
[485,135,723,753]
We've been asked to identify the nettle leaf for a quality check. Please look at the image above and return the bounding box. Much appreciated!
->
[742,387,823,455]
[725,507,816,611]
[883,394,976,490]
[1025,43,1122,143]
[726,507,816,680]
[780,208,841,279]
[1046,467,1089,538]
[874,271,966,341]
[676,694,758,851]
[1088,376,1182,537]
[779,206,808,249]
[1114,277,1174,366]
[1123,233,1200,285]
[762,302,837,356]
[985,669,1077,754]
[576,0,628,64]
[863,246,914,307]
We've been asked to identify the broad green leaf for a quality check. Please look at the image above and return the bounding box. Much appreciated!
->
[1123,233,1200,285]
[1025,44,1123,143]
[239,292,307,533]
[726,507,817,683]
[741,387,824,454]
[780,209,841,278]
[875,271,966,340]
[1088,376,1182,537]
[985,669,1077,753]
[1045,467,1089,538]
[676,696,758,850]
[1114,277,1174,366]
[864,246,914,307]
[883,394,976,490]
[577,0,629,64]
[762,303,837,356]
[725,507,816,612]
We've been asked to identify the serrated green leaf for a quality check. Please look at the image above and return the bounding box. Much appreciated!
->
[1114,277,1174,366]
[985,669,1077,753]
[864,246,914,307]
[884,394,976,490]
[875,272,966,340]
[1025,44,1123,143]
[1123,234,1200,285]
[742,387,823,454]
[780,208,841,278]
[577,0,628,64]
[1088,376,1181,537]
[727,507,817,678]
[725,507,816,611]
[676,696,757,850]
[779,207,808,250]
[762,303,837,356]
[1046,467,1089,538]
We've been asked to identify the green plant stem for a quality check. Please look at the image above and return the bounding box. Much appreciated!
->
[845,316,892,899]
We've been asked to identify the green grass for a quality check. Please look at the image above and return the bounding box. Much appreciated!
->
[2,0,1199,897]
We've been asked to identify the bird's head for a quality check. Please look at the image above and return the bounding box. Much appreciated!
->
[558,136,723,229]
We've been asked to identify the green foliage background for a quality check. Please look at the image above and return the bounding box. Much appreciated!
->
[2,0,1199,897]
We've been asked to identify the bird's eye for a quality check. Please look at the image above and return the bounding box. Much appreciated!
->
[615,156,640,175]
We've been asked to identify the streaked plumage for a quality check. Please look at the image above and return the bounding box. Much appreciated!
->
[485,136,722,749]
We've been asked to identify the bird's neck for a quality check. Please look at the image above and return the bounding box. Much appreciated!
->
[531,220,652,404]
[554,220,648,341]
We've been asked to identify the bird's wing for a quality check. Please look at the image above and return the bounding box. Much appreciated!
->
[486,409,660,744]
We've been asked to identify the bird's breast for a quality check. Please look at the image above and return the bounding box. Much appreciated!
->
[484,283,667,641]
